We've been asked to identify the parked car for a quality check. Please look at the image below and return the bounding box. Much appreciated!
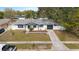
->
[0,44,17,51]
[0,28,5,34]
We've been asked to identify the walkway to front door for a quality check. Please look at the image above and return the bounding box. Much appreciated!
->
[47,30,69,51]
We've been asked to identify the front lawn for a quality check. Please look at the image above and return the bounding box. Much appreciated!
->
[16,44,52,50]
[65,44,79,49]
[54,30,79,41]
[0,30,50,41]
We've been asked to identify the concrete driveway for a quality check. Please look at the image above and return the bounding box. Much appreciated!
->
[47,30,69,51]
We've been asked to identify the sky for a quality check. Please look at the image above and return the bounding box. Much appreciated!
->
[0,7,38,11]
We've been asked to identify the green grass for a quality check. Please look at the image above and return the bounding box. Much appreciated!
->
[16,44,33,49]
[15,44,52,49]
[65,44,79,49]
[0,30,50,41]
[54,30,79,41]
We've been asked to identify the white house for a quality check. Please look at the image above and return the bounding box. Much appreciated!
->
[10,19,65,31]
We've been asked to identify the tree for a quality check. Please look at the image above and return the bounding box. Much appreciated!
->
[16,11,23,16]
[23,10,37,19]
[38,7,79,36]
[4,8,16,19]
[0,11,4,19]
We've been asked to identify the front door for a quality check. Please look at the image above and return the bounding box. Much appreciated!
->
[47,25,53,29]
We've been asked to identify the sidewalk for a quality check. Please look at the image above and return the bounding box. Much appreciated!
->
[62,41,79,44]
[0,41,51,44]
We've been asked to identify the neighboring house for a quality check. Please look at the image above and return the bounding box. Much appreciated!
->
[0,19,10,29]
[10,19,65,31]
[15,15,26,20]
[39,18,48,20]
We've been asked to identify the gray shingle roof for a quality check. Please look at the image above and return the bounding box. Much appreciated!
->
[12,19,55,25]
[0,19,10,25]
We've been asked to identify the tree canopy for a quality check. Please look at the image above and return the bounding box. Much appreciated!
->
[38,7,79,36]
[0,11,4,19]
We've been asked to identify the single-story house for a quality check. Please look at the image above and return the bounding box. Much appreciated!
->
[0,19,10,29]
[10,19,65,31]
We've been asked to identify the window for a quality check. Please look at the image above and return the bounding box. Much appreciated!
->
[39,25,43,27]
[33,25,36,28]
[18,24,23,28]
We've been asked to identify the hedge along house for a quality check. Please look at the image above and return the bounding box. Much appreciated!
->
[10,19,65,31]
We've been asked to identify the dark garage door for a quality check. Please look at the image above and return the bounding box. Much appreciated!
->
[47,25,53,29]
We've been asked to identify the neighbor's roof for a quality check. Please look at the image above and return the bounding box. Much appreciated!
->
[12,19,56,25]
[0,19,10,25]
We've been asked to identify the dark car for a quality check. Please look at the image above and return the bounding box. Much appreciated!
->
[2,44,17,51]
[0,28,5,34]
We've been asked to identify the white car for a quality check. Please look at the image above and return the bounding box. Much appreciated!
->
[0,44,17,51]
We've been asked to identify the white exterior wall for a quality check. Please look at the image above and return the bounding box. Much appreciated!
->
[25,25,29,31]
[10,24,65,31]
[18,18,25,20]
[53,26,65,30]
[10,25,25,30]
[33,25,39,31]
[32,25,47,31]
[39,25,47,30]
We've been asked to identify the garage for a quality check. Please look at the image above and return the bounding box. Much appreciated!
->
[47,25,53,29]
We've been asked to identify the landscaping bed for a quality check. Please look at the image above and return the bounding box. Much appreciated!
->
[0,30,50,41]
[54,30,79,41]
